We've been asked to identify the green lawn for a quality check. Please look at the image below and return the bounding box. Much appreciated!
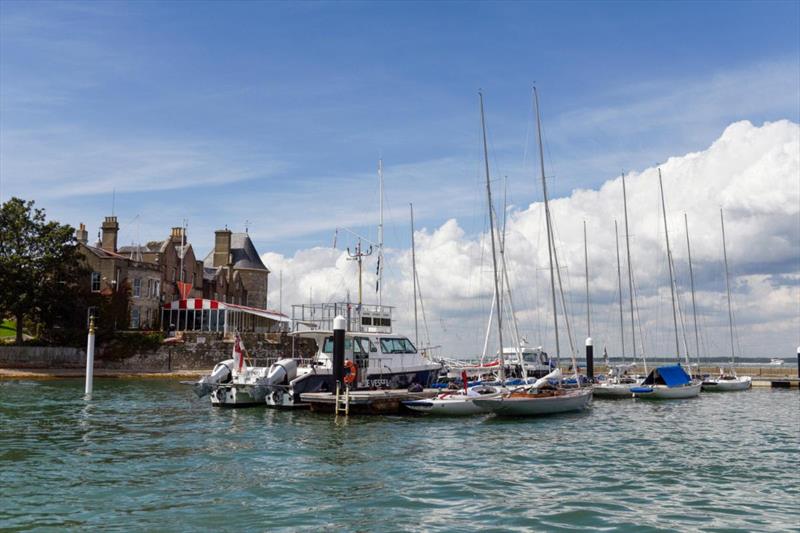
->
[1,319,19,338]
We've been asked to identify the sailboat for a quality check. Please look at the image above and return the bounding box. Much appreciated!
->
[631,169,701,399]
[405,92,508,415]
[702,209,752,391]
[474,87,592,416]
[594,173,647,398]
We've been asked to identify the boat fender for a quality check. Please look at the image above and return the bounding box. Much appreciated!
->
[344,360,357,385]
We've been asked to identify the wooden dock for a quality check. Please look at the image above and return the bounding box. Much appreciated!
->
[300,388,439,415]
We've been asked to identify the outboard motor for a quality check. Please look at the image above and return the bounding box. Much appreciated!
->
[192,359,234,398]
[265,358,298,386]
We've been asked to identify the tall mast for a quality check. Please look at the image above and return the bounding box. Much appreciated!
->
[622,173,637,364]
[658,169,681,361]
[479,91,505,381]
[583,220,591,338]
[615,220,626,363]
[410,203,419,347]
[378,158,384,306]
[684,213,701,361]
[534,86,560,362]
[720,208,737,372]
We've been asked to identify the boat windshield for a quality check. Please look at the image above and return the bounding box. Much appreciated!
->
[321,337,373,355]
[380,337,417,354]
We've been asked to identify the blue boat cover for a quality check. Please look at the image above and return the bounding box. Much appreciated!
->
[656,365,691,387]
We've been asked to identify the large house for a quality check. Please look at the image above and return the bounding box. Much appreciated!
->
[76,216,274,331]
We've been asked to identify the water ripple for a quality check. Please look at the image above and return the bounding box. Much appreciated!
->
[0,380,797,531]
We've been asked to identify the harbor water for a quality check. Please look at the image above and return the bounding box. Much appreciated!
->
[1,379,797,531]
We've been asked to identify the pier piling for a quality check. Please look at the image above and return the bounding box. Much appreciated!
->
[85,317,96,398]
[333,315,345,387]
[586,337,594,382]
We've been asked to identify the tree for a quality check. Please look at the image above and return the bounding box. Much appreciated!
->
[0,197,85,344]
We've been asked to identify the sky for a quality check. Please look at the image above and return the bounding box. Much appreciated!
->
[1,1,799,357]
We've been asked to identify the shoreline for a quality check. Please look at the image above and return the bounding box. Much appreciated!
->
[0,368,207,380]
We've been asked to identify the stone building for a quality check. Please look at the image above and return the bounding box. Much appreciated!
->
[76,217,163,329]
[202,230,269,309]
[75,218,271,331]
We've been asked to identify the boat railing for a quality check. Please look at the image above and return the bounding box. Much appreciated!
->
[291,302,394,334]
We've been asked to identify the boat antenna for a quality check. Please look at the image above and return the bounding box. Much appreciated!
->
[378,158,384,306]
[615,219,626,364]
[658,169,681,362]
[479,91,505,382]
[410,203,419,347]
[720,208,737,375]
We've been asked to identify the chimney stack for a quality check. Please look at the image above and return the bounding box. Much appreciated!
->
[213,229,232,267]
[170,227,186,246]
[101,216,119,253]
[76,223,88,245]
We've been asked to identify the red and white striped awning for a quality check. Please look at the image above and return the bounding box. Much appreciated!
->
[163,298,290,323]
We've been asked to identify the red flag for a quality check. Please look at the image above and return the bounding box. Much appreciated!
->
[178,281,192,300]
[233,333,245,373]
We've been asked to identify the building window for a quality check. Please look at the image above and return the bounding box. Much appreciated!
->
[147,279,153,298]
[154,280,160,298]
[91,272,101,292]
[133,278,141,297]
[130,307,140,329]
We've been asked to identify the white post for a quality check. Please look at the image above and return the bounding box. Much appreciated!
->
[85,317,96,397]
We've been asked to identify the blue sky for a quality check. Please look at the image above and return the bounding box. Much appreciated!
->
[1,0,798,257]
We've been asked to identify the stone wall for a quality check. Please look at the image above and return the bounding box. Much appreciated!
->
[0,346,86,368]
[0,332,316,372]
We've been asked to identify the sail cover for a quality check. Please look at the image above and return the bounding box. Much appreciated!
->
[642,365,691,388]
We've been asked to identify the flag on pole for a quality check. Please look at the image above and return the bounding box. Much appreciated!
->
[177,281,192,300]
[232,332,246,375]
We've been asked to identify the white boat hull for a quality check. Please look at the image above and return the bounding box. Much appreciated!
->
[632,381,702,399]
[211,384,267,407]
[404,392,502,415]
[702,376,752,391]
[592,382,636,398]
[474,388,592,416]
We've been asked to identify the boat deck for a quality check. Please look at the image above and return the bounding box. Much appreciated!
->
[300,388,440,414]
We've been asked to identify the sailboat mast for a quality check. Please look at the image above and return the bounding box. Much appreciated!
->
[720,208,736,370]
[622,173,637,363]
[378,158,384,306]
[584,220,591,338]
[479,91,505,381]
[615,220,626,363]
[658,169,681,361]
[534,86,560,361]
[684,213,701,361]
[410,203,419,347]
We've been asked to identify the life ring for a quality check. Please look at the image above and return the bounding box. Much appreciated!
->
[344,360,358,385]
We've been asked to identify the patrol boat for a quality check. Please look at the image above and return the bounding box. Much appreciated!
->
[265,302,442,408]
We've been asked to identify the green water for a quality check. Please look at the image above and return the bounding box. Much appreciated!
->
[1,380,797,532]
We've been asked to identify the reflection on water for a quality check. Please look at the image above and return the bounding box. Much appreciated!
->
[0,380,797,531]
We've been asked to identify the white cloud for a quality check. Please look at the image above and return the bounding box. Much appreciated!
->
[263,119,800,359]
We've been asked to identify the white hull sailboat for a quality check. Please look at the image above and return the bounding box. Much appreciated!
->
[702,375,751,392]
[631,364,701,399]
[403,385,503,415]
[474,387,592,416]
[701,209,752,393]
[475,88,591,417]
